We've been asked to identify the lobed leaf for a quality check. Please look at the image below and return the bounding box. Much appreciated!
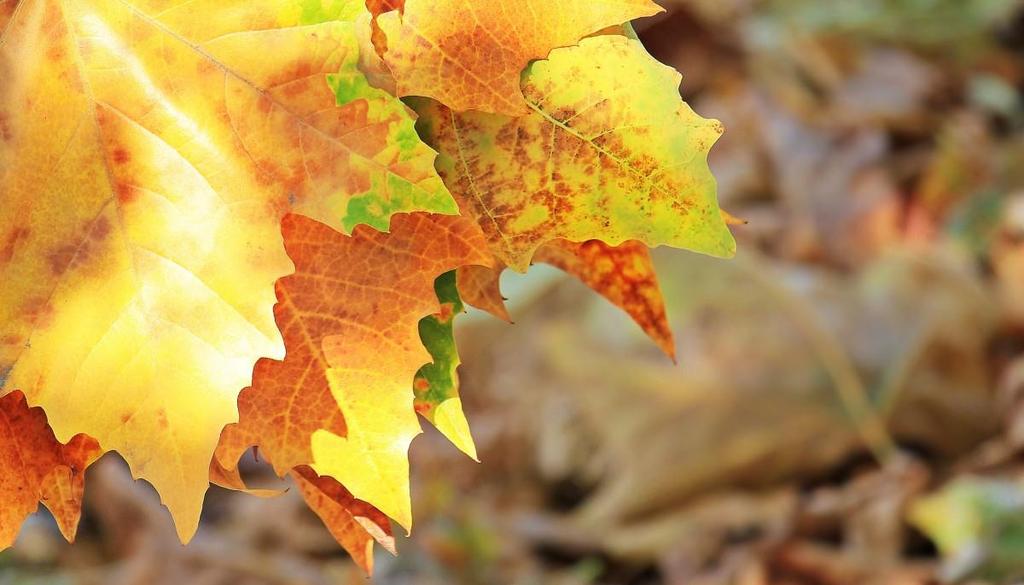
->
[0,0,454,541]
[216,212,492,533]
[0,0,735,566]
[0,391,100,549]
[415,35,736,273]
[292,466,395,574]
[414,271,477,460]
[378,0,662,115]
[535,240,675,359]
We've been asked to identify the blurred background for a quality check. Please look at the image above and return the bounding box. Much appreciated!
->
[5,0,1024,583]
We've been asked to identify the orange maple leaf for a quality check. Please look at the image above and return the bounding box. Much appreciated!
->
[458,240,675,358]
[377,0,663,115]
[0,391,100,548]
[217,212,491,535]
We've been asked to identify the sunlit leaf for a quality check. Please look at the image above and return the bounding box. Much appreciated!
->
[0,0,455,540]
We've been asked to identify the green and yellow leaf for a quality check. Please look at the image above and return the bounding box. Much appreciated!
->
[415,35,736,273]
[414,271,477,460]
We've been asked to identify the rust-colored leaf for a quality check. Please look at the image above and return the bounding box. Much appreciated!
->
[457,265,512,322]
[536,240,675,359]
[0,391,100,548]
[217,212,491,532]
[456,241,674,357]
[292,466,396,574]
[377,0,662,115]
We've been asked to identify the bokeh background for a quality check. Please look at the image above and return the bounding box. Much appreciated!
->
[5,1,1024,583]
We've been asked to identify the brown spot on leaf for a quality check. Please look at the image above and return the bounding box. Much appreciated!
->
[47,245,78,276]
[46,217,111,276]
[0,335,23,346]
[256,94,274,115]
[111,148,130,165]
[0,112,13,143]
[91,217,111,241]
[46,42,66,63]
[0,227,30,265]
[22,298,55,330]
[115,183,138,205]
[281,79,307,98]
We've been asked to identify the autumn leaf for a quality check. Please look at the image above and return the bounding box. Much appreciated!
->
[457,265,514,323]
[365,0,404,57]
[0,1,14,31]
[210,453,390,574]
[456,241,674,358]
[216,212,492,533]
[0,0,738,567]
[293,466,396,574]
[415,35,736,273]
[377,0,663,115]
[414,271,478,460]
[0,0,455,541]
[535,240,675,359]
[0,391,100,549]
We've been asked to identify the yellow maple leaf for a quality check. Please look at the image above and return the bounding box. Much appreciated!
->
[0,0,454,541]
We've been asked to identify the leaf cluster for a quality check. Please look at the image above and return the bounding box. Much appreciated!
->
[0,0,733,570]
